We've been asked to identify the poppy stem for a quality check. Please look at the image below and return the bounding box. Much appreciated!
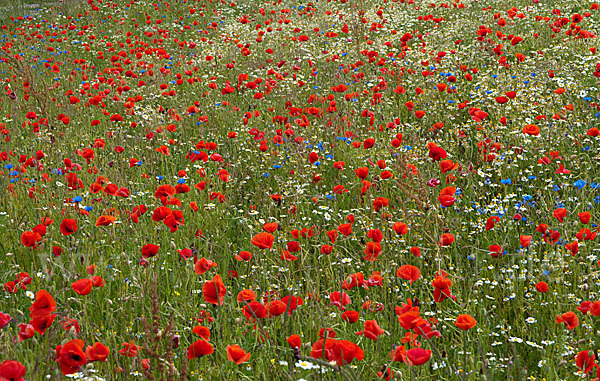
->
[409,364,418,380]
[296,354,354,381]
[242,299,270,345]
[416,325,463,381]
[478,338,491,381]
[462,330,467,377]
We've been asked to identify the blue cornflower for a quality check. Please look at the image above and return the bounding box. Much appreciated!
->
[574,180,586,189]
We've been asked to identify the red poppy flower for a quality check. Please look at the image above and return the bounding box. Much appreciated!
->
[141,244,160,259]
[110,113,123,122]
[280,250,298,261]
[553,208,567,222]
[338,223,352,236]
[587,127,600,137]
[243,301,267,321]
[576,228,597,241]
[380,170,393,179]
[30,313,56,335]
[578,212,591,224]
[363,241,382,261]
[267,300,287,317]
[432,275,456,303]
[396,265,421,284]
[0,360,26,381]
[328,340,365,366]
[0,312,11,329]
[235,251,253,261]
[342,310,360,323]
[194,257,217,275]
[578,301,592,314]
[90,276,104,288]
[21,231,42,248]
[287,335,301,348]
[405,347,431,366]
[489,244,503,258]
[520,235,532,247]
[522,124,540,136]
[155,184,176,199]
[392,222,408,235]
[263,222,278,233]
[59,219,77,236]
[455,314,477,330]
[342,273,366,290]
[485,216,500,230]
[187,339,214,359]
[356,319,385,340]
[251,232,274,249]
[280,295,303,316]
[29,290,56,316]
[226,345,251,364]
[330,291,351,310]
[535,281,548,293]
[406,247,419,258]
[428,144,447,161]
[95,215,115,227]
[71,279,93,295]
[287,241,301,252]
[566,240,579,256]
[439,233,455,246]
[373,197,389,211]
[437,193,456,209]
[321,245,333,254]
[55,339,87,375]
[439,159,458,173]
[367,229,383,243]
[576,350,596,374]
[85,342,110,362]
[397,310,421,330]
[118,341,139,357]
[17,323,35,342]
[354,167,369,179]
[236,289,256,303]
[202,274,226,306]
[555,311,579,330]
[390,345,407,362]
